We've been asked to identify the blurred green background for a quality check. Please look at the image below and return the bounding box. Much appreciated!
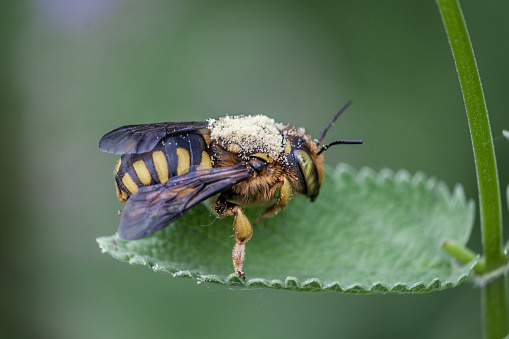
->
[2,1,508,338]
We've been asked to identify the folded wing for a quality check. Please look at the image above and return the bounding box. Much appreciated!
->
[117,165,253,240]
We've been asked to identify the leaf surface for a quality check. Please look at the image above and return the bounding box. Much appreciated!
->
[97,164,475,293]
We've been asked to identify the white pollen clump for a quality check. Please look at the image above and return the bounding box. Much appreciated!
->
[208,115,285,160]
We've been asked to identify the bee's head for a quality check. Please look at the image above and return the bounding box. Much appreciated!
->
[289,101,362,201]
[289,136,323,201]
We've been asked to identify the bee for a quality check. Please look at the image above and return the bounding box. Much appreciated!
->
[99,101,362,278]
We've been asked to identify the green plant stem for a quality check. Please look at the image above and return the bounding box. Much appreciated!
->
[482,276,508,339]
[442,240,484,273]
[436,0,504,270]
[436,0,507,338]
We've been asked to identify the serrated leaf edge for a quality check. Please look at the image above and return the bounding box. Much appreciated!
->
[97,164,476,293]
[335,164,474,212]
[98,235,477,293]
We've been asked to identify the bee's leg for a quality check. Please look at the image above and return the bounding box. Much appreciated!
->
[213,198,252,279]
[231,206,252,279]
[256,176,292,224]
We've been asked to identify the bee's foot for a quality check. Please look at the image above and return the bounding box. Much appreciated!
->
[236,271,246,280]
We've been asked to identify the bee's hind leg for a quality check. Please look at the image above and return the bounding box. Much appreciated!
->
[213,198,252,279]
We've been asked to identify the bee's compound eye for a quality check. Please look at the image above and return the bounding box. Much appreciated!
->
[248,157,266,173]
[294,149,320,200]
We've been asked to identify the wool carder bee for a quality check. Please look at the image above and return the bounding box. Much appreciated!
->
[99,101,362,278]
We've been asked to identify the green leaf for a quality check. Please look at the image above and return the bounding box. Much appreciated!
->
[97,164,475,293]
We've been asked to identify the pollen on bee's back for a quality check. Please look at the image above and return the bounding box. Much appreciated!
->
[208,115,285,160]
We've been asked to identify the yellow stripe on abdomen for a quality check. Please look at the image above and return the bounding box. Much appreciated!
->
[133,160,151,185]
[176,147,190,175]
[152,150,169,184]
[199,151,212,169]
[116,184,128,203]
[122,172,139,194]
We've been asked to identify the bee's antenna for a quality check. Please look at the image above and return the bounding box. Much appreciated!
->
[318,100,353,144]
[317,139,363,155]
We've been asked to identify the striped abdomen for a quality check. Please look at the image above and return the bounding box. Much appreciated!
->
[114,132,212,202]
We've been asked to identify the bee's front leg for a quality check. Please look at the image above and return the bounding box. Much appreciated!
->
[213,197,252,279]
[256,176,292,224]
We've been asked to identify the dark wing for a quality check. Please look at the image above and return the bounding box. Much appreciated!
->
[99,121,209,155]
[117,165,253,240]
